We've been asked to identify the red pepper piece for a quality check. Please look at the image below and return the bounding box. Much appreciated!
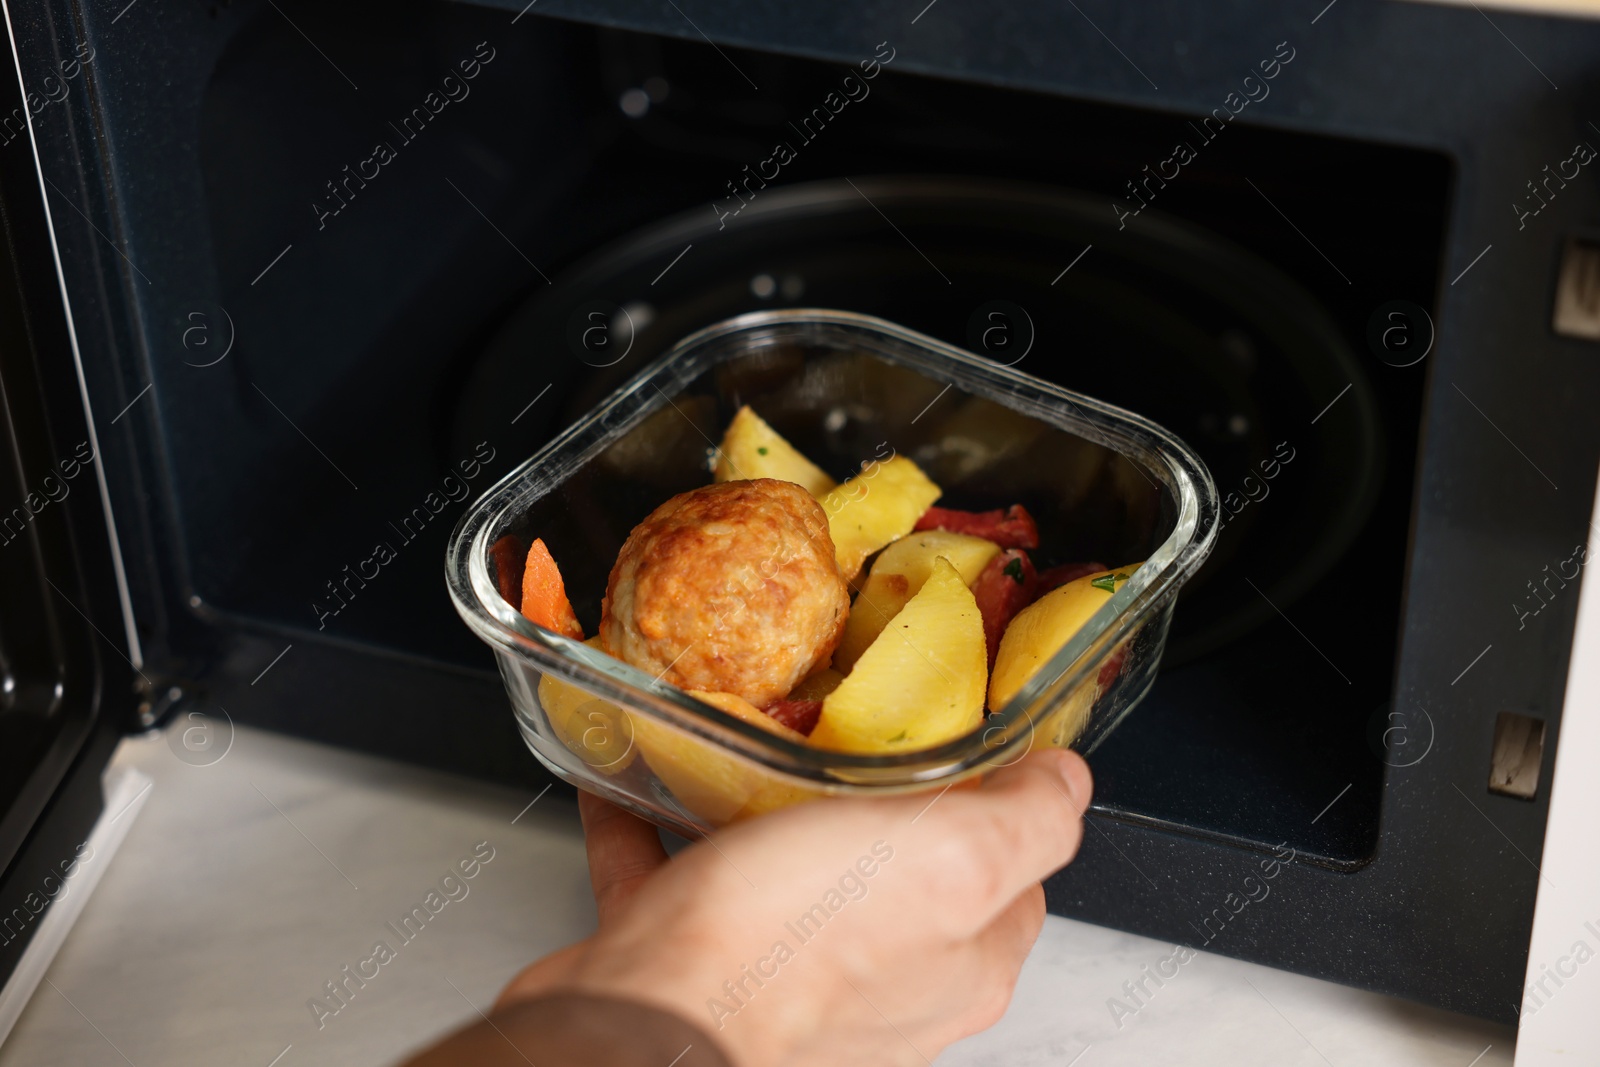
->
[764,699,823,736]
[914,504,1040,550]
[972,548,1038,669]
[488,534,525,608]
[1097,644,1129,689]
[1036,561,1107,593]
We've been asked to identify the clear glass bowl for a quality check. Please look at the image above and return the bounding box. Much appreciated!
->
[446,310,1218,836]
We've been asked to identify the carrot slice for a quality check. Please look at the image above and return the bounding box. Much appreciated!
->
[520,538,584,640]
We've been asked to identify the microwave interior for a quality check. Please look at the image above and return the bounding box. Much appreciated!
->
[179,5,1446,866]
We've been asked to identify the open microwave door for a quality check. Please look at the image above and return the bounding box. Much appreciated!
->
[0,3,144,1036]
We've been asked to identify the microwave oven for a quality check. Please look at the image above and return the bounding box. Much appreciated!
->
[1,0,1596,1030]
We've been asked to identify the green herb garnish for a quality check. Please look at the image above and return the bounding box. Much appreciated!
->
[757,446,769,455]
[1091,572,1131,593]
[1003,558,1026,584]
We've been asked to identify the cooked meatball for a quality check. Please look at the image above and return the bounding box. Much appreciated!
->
[601,479,849,707]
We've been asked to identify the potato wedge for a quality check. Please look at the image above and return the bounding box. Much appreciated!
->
[1027,636,1134,750]
[809,558,986,753]
[833,531,1001,672]
[789,667,844,701]
[820,455,942,581]
[713,405,836,498]
[537,637,637,774]
[989,564,1141,713]
[634,689,817,824]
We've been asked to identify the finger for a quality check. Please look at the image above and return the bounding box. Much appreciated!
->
[951,885,1047,1041]
[886,887,1046,1055]
[578,791,670,923]
[913,749,1090,935]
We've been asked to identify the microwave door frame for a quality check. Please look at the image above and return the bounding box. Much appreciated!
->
[0,0,140,667]
[0,0,143,1007]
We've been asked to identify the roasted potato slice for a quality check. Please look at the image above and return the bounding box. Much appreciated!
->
[820,455,942,582]
[536,637,637,775]
[789,667,844,701]
[833,531,1000,673]
[713,405,836,498]
[634,689,818,824]
[809,558,986,753]
[989,564,1141,713]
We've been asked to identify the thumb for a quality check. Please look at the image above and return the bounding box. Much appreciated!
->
[579,792,670,924]
[981,746,1093,816]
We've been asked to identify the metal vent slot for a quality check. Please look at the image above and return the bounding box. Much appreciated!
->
[1551,236,1600,340]
[1488,711,1546,799]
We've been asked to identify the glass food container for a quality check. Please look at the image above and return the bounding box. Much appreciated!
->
[447,310,1218,836]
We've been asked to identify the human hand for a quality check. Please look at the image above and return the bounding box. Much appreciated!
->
[497,748,1092,1067]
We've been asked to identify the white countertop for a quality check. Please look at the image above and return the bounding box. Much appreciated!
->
[0,723,1515,1067]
